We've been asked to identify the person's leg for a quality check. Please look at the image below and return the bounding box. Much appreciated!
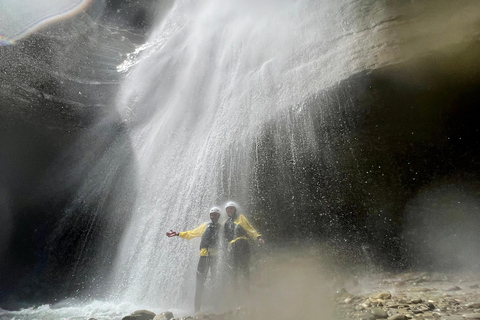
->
[242,241,251,283]
[195,256,208,313]
[231,239,251,298]
[209,256,218,280]
[231,242,241,291]
[202,256,217,309]
[236,240,250,290]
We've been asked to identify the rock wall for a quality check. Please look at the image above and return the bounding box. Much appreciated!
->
[0,7,140,308]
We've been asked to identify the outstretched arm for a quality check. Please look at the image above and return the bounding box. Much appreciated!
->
[166,223,207,239]
[166,230,179,237]
[239,215,265,244]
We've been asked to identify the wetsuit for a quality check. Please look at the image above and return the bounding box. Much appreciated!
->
[179,221,219,312]
[224,213,261,288]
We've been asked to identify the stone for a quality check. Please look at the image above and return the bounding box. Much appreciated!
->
[462,314,480,319]
[371,308,388,319]
[122,310,156,320]
[387,315,407,320]
[466,303,480,309]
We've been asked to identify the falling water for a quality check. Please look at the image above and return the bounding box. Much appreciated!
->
[104,0,393,310]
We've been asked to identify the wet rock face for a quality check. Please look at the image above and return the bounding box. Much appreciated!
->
[0,9,139,308]
[0,12,136,130]
[252,40,480,270]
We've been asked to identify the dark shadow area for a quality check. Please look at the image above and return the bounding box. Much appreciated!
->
[0,10,139,310]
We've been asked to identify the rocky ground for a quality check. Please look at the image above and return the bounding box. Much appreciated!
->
[104,272,480,320]
[335,272,480,320]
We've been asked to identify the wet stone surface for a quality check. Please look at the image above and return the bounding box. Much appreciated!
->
[334,272,480,320]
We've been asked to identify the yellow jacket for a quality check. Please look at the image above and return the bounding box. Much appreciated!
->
[179,223,218,256]
[227,214,261,244]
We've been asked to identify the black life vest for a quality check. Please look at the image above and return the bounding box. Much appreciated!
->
[200,222,219,252]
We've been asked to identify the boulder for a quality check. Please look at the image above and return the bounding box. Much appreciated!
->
[122,310,156,320]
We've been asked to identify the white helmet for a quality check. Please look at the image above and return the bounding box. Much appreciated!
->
[209,207,221,214]
[225,201,237,210]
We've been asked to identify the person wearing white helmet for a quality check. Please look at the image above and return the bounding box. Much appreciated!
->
[223,201,264,291]
[166,206,222,313]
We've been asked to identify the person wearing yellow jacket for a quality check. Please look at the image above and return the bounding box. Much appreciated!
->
[223,201,264,291]
[166,207,221,313]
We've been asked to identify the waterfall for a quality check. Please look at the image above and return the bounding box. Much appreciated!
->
[105,0,386,309]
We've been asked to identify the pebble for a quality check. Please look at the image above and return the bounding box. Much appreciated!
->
[371,308,388,319]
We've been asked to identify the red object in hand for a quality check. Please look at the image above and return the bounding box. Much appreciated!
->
[166,230,178,237]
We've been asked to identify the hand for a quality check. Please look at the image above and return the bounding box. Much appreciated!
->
[166,230,178,237]
[258,236,265,245]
